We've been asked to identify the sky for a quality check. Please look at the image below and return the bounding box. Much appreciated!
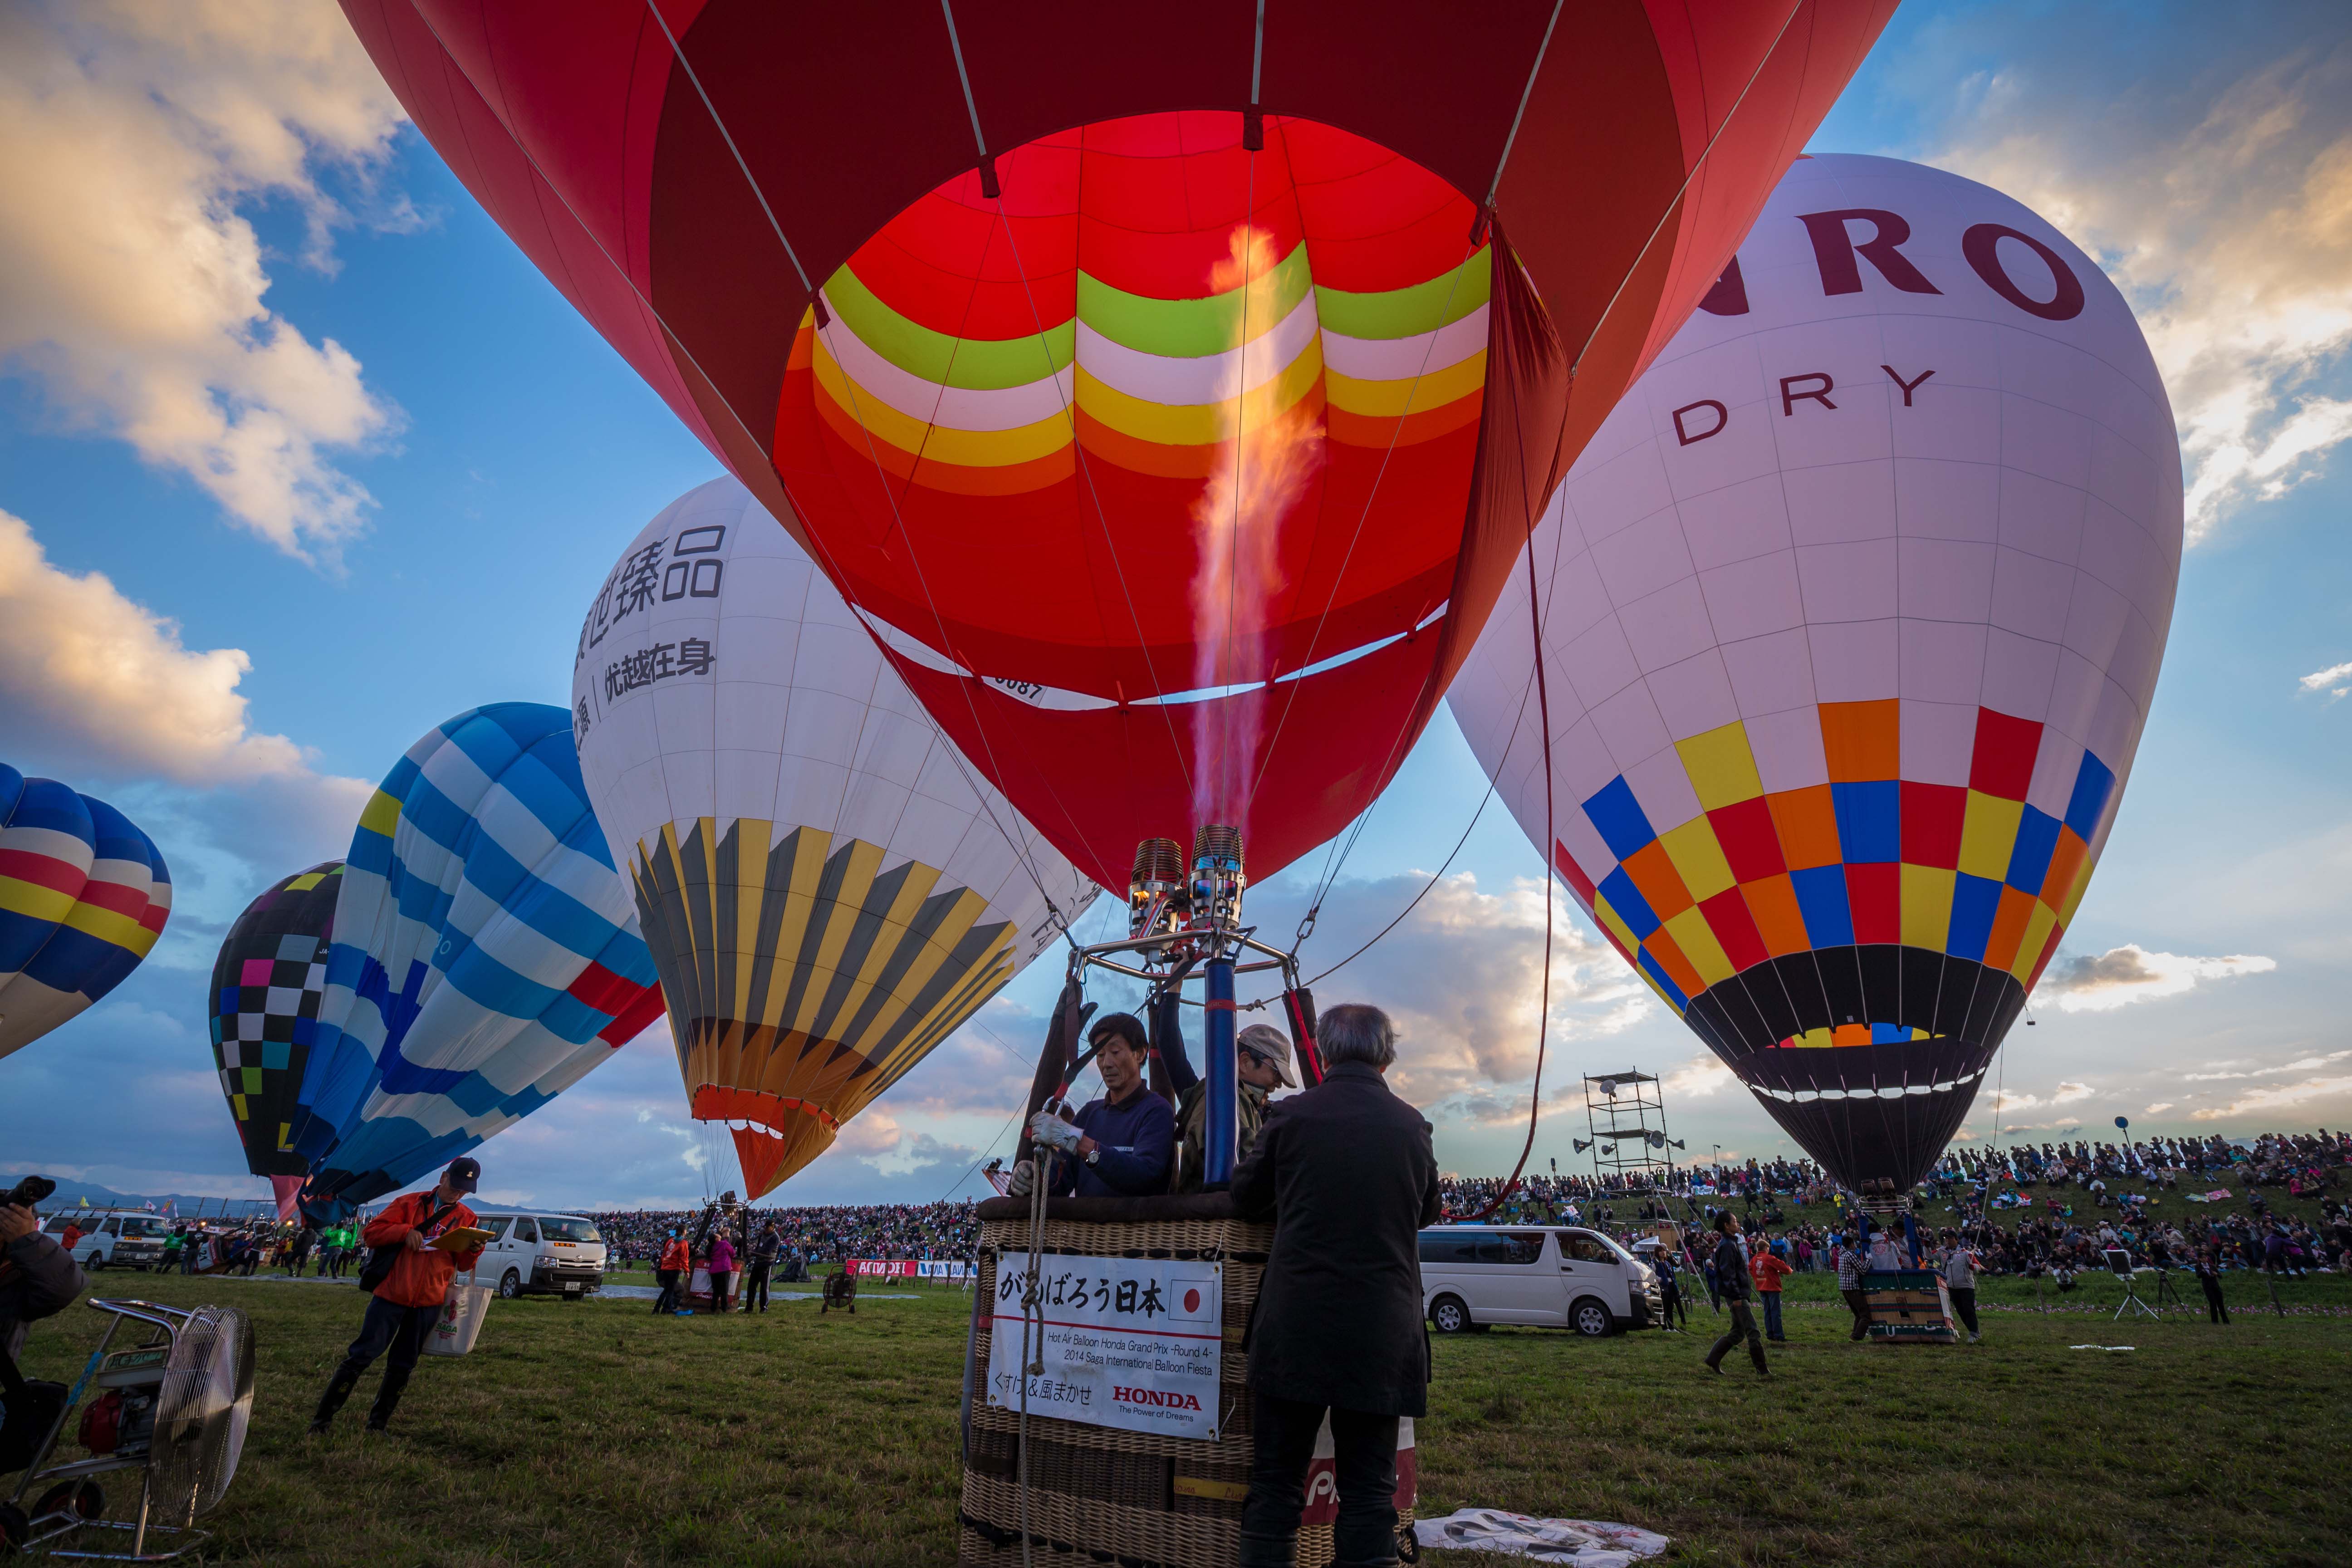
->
[3,0,2350,1209]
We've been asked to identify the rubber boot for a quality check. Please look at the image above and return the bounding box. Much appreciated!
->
[308,1367,361,1434]
[365,1366,412,1432]
[1237,1530,1296,1568]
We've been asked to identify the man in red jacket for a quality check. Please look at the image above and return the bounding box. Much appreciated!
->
[308,1157,485,1435]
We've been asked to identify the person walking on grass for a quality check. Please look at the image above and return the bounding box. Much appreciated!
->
[654,1229,689,1315]
[1836,1232,1870,1341]
[1749,1240,1793,1343]
[1704,1211,1769,1377]
[1943,1240,1983,1343]
[743,1220,779,1313]
[308,1157,485,1436]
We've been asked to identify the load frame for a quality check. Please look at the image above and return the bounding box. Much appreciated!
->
[1053,827,1323,1191]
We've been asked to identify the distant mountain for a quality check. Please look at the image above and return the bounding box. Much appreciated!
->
[0,1174,282,1216]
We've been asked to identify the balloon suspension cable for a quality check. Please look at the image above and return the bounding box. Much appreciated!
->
[1450,537,1556,1225]
[1274,489,1561,997]
[414,1,1082,931]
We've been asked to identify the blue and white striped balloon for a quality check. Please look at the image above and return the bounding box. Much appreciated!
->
[290,704,664,1204]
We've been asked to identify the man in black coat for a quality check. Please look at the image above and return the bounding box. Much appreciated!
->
[1704,1209,1769,1377]
[1231,1003,1440,1568]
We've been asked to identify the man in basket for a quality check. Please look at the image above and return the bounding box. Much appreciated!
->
[307,1157,486,1436]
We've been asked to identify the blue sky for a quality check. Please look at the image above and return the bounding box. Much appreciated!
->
[3,1,2349,1207]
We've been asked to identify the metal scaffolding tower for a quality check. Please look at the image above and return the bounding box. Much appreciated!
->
[1577,1069,1680,1190]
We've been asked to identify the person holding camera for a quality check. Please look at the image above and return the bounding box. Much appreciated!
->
[308,1158,485,1436]
[1,1181,85,1367]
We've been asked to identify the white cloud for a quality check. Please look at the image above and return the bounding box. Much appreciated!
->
[0,508,337,785]
[2186,1048,2351,1085]
[2034,944,2276,1012]
[0,506,371,961]
[1274,870,1654,1114]
[2189,1075,2352,1122]
[2144,1102,2175,1114]
[0,1,408,563]
[1919,23,2352,540]
[2298,661,2352,699]
[1991,1082,2093,1114]
[1661,1054,1736,1100]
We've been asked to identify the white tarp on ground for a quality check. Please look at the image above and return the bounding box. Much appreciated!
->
[1412,1509,1671,1565]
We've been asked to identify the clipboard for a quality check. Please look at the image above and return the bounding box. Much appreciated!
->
[429,1226,495,1252]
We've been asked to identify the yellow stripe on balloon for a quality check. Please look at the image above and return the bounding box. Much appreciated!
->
[357,789,401,840]
[0,877,78,925]
[1322,348,1487,420]
[810,337,1075,467]
[61,902,151,954]
[1072,337,1324,448]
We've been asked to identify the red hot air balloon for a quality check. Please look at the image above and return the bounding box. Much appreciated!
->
[339,0,1891,885]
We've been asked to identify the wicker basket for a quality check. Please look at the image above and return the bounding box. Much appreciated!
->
[960,1195,1414,1568]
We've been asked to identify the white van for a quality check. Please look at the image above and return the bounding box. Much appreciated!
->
[470,1211,608,1299]
[1419,1226,1662,1338]
[39,1211,170,1272]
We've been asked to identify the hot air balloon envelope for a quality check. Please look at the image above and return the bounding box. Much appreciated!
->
[292,705,665,1204]
[0,764,171,1062]
[1449,156,2182,1192]
[573,478,1098,1197]
[208,861,344,1178]
[338,0,1895,884]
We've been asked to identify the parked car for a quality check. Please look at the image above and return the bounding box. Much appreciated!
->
[39,1210,170,1272]
[1419,1225,1662,1337]
[470,1211,608,1298]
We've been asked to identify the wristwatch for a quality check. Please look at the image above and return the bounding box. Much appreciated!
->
[1084,1147,1101,1167]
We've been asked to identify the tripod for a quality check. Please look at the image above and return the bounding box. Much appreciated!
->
[2112,1268,2160,1322]
[2151,1269,2188,1313]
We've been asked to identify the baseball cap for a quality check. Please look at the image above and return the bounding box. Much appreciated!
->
[442,1156,481,1194]
[1236,1024,1297,1088]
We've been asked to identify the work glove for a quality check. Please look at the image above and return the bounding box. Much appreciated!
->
[1029,1110,1083,1155]
[1008,1160,1038,1198]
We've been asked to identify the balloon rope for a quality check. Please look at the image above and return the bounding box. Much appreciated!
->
[1453,539,1556,1224]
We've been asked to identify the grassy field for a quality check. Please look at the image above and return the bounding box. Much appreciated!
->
[12,1262,2348,1567]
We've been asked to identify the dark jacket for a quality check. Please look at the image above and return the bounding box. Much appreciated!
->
[1712,1234,1751,1301]
[1051,1089,1175,1198]
[1231,1061,1441,1416]
[1,1229,88,1363]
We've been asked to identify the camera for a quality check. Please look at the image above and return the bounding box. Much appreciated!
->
[4,1174,55,1210]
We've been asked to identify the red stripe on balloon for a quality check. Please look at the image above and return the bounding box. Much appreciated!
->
[0,848,88,896]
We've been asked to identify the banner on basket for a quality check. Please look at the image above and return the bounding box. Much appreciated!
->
[986,1254,1222,1440]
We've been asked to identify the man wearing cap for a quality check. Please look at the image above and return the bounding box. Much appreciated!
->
[308,1156,485,1435]
[1176,1022,1294,1193]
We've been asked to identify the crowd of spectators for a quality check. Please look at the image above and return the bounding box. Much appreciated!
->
[587,1201,982,1267]
[1432,1127,2352,1282]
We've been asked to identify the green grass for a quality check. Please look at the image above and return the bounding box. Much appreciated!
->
[14,1266,2349,1565]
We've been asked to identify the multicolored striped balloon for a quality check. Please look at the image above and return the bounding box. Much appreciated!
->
[0,763,171,1062]
[1450,156,2182,1192]
[291,706,665,1204]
